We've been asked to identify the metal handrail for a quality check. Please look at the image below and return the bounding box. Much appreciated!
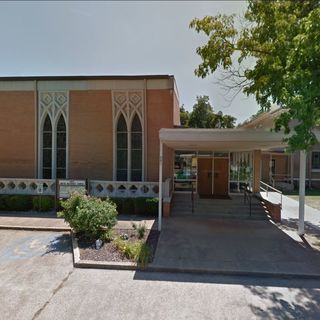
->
[243,184,252,216]
[260,181,283,207]
[191,182,194,214]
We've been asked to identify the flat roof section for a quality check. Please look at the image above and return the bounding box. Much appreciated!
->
[0,74,174,81]
[160,128,288,151]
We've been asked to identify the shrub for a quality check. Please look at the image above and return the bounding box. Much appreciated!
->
[122,198,134,214]
[145,198,159,216]
[134,197,146,215]
[58,192,117,239]
[132,222,147,239]
[110,197,123,214]
[0,195,9,210]
[112,237,151,267]
[5,195,33,211]
[32,196,54,212]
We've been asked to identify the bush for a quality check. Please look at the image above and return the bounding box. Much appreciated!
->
[132,222,147,239]
[122,198,134,214]
[145,198,159,216]
[0,195,9,210]
[5,195,33,211]
[110,197,123,214]
[134,197,146,215]
[112,237,151,267]
[32,196,54,212]
[58,192,117,239]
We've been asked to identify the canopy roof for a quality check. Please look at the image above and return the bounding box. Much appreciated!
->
[159,128,287,151]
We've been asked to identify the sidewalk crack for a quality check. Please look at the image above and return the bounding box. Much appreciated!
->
[32,269,73,320]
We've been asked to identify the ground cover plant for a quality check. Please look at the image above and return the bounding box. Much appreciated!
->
[78,227,159,267]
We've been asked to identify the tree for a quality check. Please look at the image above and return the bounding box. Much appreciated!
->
[188,95,236,128]
[190,0,320,151]
[180,105,190,127]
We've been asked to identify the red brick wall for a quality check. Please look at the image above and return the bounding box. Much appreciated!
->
[69,90,113,179]
[0,91,36,177]
[146,89,174,181]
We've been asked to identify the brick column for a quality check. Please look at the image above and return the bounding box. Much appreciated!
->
[253,150,261,193]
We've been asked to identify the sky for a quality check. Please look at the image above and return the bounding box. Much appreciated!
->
[0,1,260,123]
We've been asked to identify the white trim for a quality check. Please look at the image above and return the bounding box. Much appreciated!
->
[298,151,306,235]
[158,141,163,231]
[112,90,144,182]
[38,91,69,179]
[0,79,173,91]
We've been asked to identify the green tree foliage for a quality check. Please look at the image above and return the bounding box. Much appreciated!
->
[190,0,320,151]
[187,95,236,128]
[180,105,190,127]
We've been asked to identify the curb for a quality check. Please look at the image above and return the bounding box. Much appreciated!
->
[71,234,320,279]
[72,234,138,270]
[144,265,320,280]
[0,225,70,232]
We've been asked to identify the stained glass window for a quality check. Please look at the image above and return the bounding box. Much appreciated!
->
[42,115,52,179]
[117,114,128,180]
[131,114,142,181]
[56,115,66,178]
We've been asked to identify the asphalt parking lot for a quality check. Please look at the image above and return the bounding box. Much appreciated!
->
[0,229,320,320]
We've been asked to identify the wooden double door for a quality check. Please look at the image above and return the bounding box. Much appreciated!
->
[197,158,229,196]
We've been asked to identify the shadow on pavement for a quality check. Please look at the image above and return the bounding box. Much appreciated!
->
[281,217,320,234]
[133,270,320,288]
[245,285,320,319]
[42,233,72,256]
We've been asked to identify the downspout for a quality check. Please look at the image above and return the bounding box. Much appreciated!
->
[144,79,147,181]
[34,80,38,178]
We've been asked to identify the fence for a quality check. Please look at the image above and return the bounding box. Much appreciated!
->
[0,177,173,199]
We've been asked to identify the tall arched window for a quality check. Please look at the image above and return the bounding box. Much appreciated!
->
[42,115,52,179]
[56,115,67,178]
[131,114,142,181]
[116,114,128,180]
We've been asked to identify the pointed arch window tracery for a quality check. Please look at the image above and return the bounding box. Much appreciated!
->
[113,91,144,181]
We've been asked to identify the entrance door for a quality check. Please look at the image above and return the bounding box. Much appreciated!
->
[197,158,212,196]
[198,158,229,196]
[213,158,229,195]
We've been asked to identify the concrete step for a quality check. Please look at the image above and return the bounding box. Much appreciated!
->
[171,211,268,220]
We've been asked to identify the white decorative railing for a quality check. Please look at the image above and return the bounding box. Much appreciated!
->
[0,178,162,199]
[0,178,56,196]
[89,180,159,198]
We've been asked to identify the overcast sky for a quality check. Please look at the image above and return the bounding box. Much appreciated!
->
[0,1,259,123]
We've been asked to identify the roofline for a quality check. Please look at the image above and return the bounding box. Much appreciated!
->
[0,74,174,81]
[240,107,283,128]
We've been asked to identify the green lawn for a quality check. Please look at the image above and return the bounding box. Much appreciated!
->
[284,189,320,210]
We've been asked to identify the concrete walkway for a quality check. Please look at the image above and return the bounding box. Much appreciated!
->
[0,212,155,231]
[0,214,69,231]
[151,216,320,277]
[260,192,320,231]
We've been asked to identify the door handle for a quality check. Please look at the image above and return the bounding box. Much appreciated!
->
[207,172,212,179]
[215,172,219,178]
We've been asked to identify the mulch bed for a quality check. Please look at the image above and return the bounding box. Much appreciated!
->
[78,228,160,263]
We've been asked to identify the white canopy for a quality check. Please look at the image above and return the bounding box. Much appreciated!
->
[159,128,287,151]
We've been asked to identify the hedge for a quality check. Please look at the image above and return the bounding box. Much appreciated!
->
[0,195,55,212]
[109,197,158,216]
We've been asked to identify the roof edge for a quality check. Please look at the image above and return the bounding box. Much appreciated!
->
[0,74,174,81]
